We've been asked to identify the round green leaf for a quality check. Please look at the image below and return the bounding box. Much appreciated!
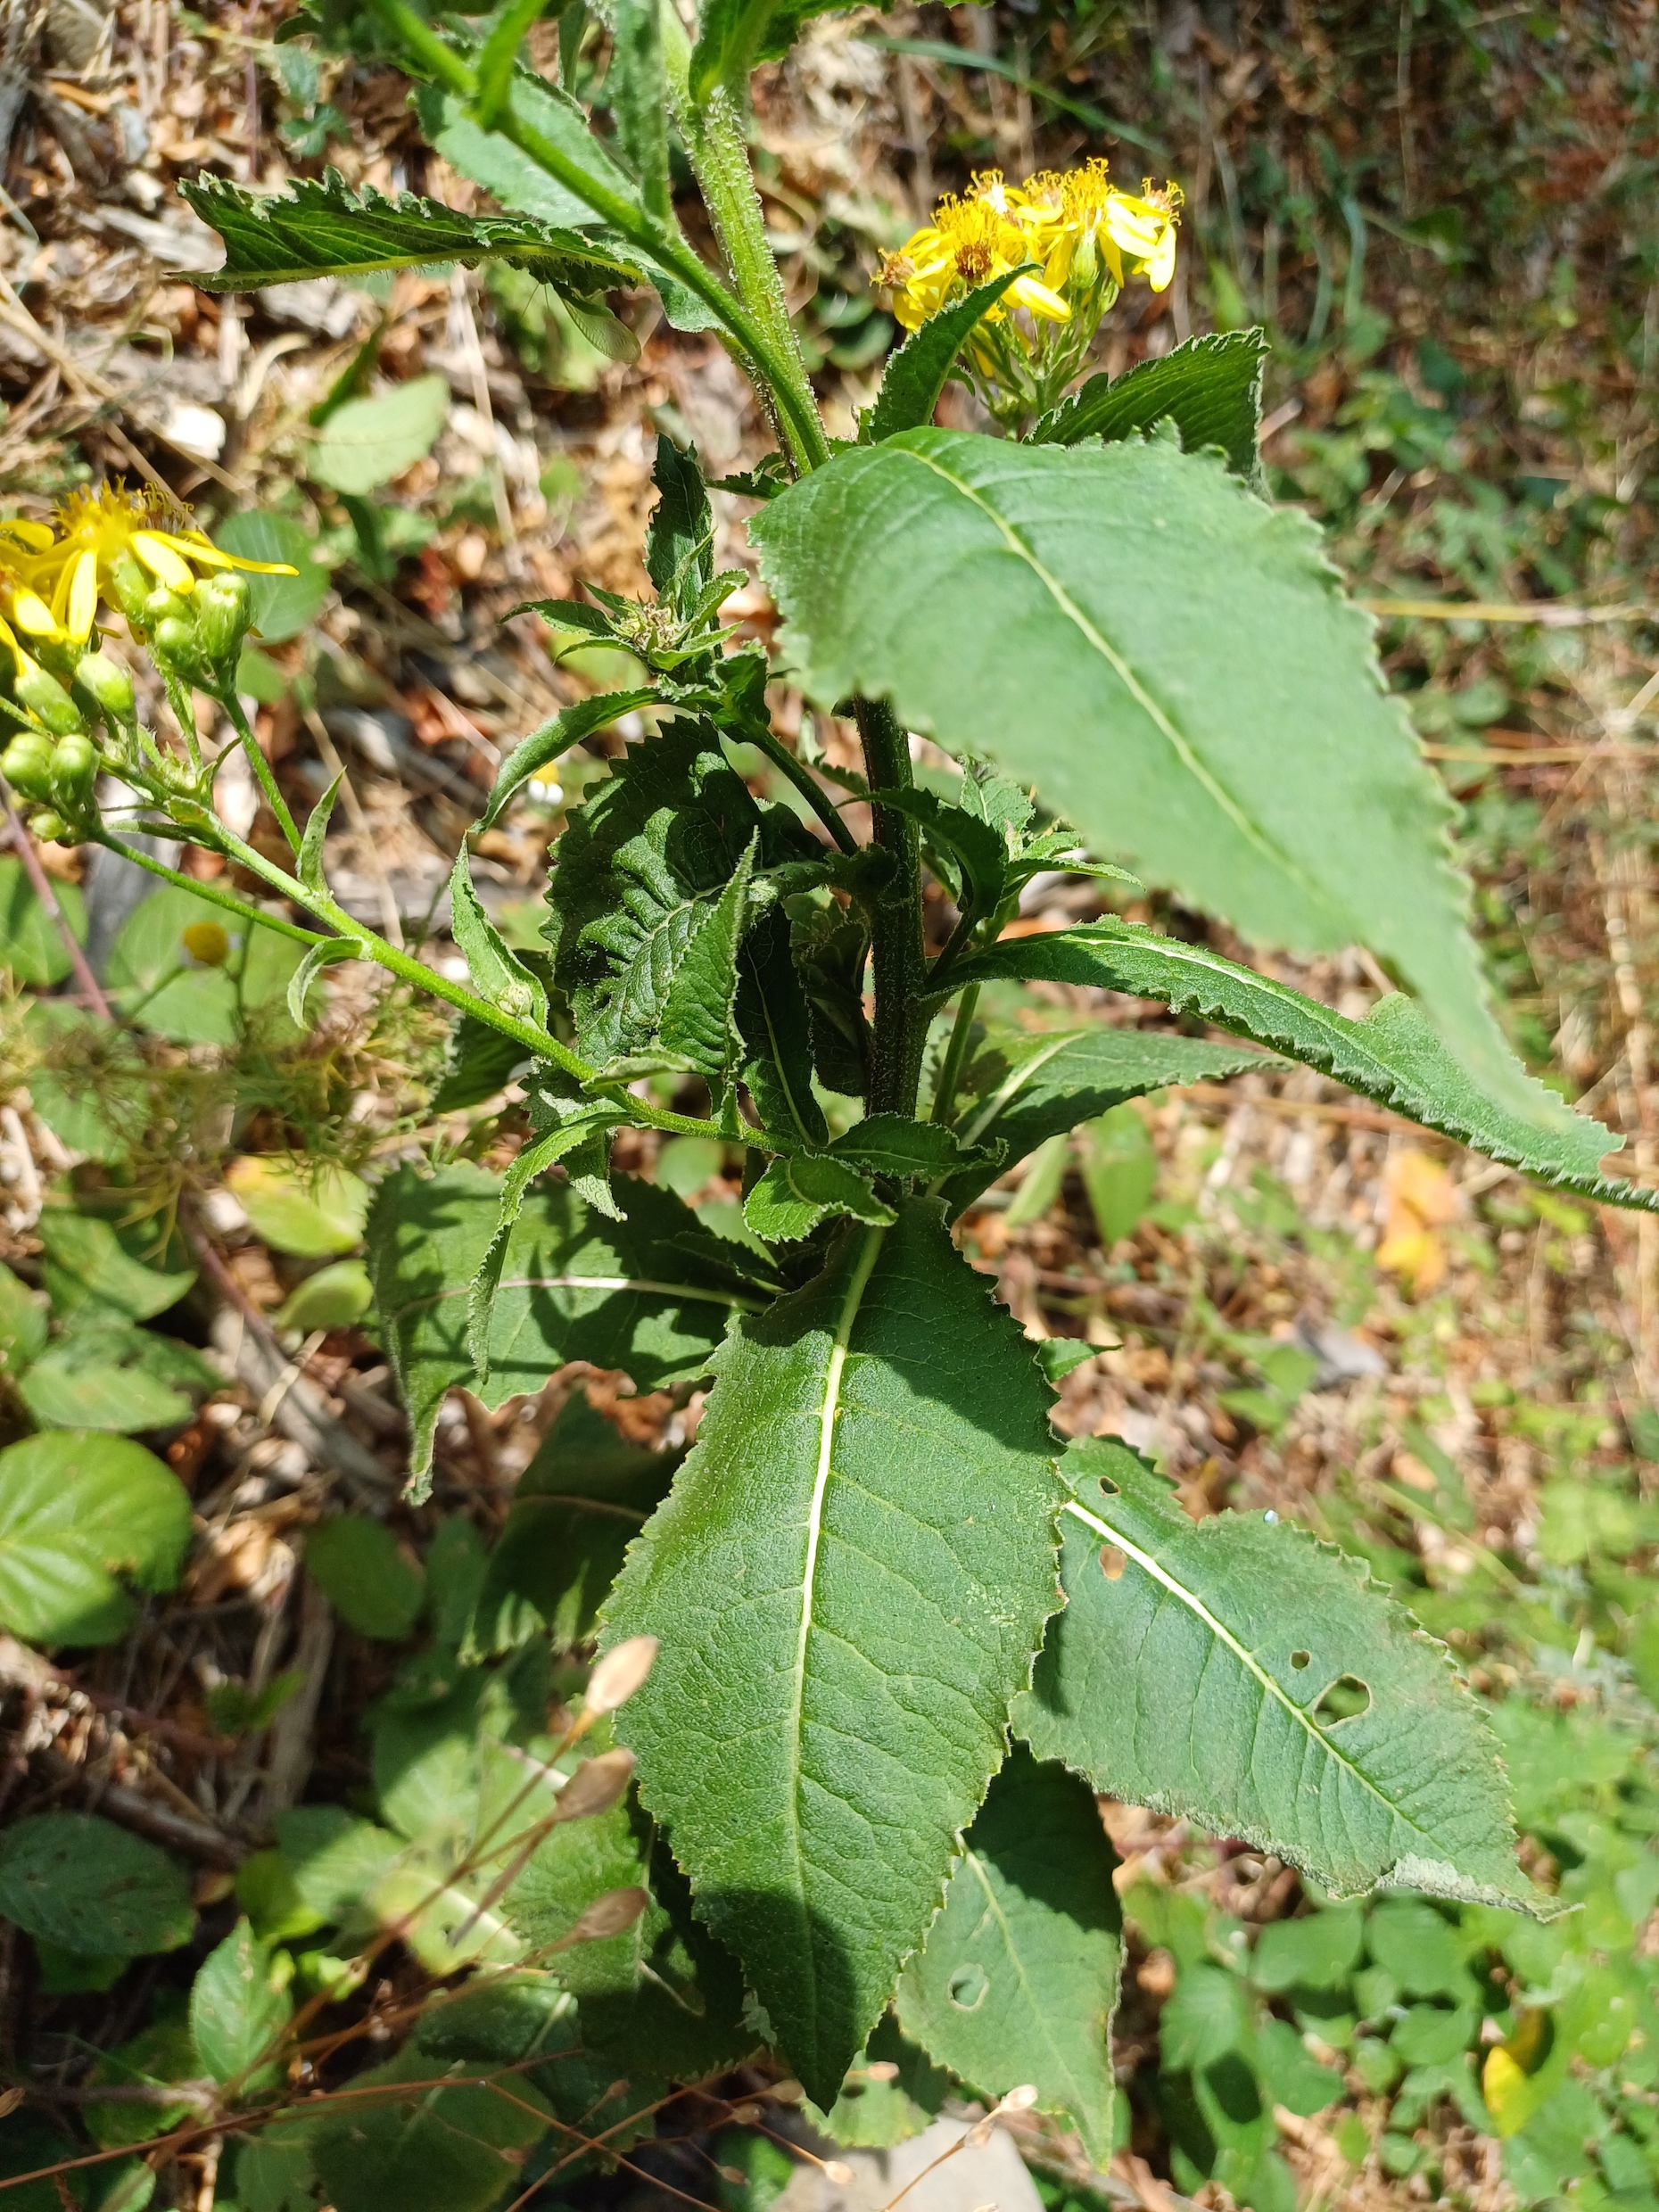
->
[0,1432,193,1646]
[273,1259,373,1333]
[305,1515,425,1639]
[309,376,450,496]
[190,1918,293,2089]
[215,511,334,644]
[0,1812,194,1956]
[225,1156,369,1257]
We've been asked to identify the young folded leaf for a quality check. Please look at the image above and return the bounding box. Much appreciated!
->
[482,689,657,830]
[940,1023,1267,1209]
[365,1165,752,1495]
[599,1201,1064,2105]
[1016,1440,1553,1914]
[1028,327,1267,483]
[896,1746,1121,2165]
[828,1112,990,1183]
[751,429,1539,1122]
[449,853,549,1032]
[862,268,1029,444]
[743,1153,896,1243]
[963,920,1652,1210]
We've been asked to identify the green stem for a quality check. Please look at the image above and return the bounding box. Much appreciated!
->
[219,691,301,854]
[854,697,927,1117]
[735,725,857,854]
[89,832,326,948]
[929,981,979,1127]
[364,0,828,472]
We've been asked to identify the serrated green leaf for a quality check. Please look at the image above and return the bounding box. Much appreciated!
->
[828,1114,985,1183]
[482,688,656,829]
[962,921,1648,1209]
[896,1746,1121,2164]
[431,1012,532,1113]
[601,1201,1064,2104]
[751,428,1542,1120]
[863,786,1006,919]
[181,169,641,293]
[305,1516,425,1639]
[366,1164,750,1489]
[0,1432,192,1646]
[1017,1440,1548,1912]
[310,2044,549,2212]
[0,1812,193,1956]
[190,1919,293,2090]
[863,268,1028,444]
[549,724,821,1105]
[743,1152,896,1242]
[646,434,714,615]
[941,1019,1266,1210]
[467,1106,626,1376]
[656,833,756,1085]
[1028,328,1267,482]
[467,1389,680,1656]
[508,1802,755,2081]
[310,375,450,495]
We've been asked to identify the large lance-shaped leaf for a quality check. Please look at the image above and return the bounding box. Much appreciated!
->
[896,1746,1121,2163]
[751,428,1539,1120]
[941,1022,1269,1210]
[600,1201,1064,2106]
[1017,1442,1548,1912]
[365,1165,752,1491]
[962,920,1652,1210]
[180,173,642,294]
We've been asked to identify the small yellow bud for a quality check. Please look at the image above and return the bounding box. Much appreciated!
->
[182,920,232,967]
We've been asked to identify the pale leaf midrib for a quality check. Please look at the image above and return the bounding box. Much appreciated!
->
[962,1847,1093,2110]
[1064,1497,1440,1848]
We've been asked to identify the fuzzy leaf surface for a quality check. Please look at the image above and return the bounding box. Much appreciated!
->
[1028,328,1267,480]
[942,1022,1268,1209]
[365,1165,751,1489]
[181,171,640,293]
[752,429,1538,1116]
[743,1154,895,1243]
[896,1746,1121,2164]
[863,268,1028,443]
[601,1201,1063,2105]
[1017,1441,1545,1911]
[962,920,1647,1209]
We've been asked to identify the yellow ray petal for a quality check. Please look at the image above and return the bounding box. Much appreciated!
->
[0,518,55,551]
[10,588,60,637]
[132,532,196,592]
[66,550,98,641]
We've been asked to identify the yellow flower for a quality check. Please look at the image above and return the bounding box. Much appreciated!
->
[22,483,296,644]
[877,186,1069,339]
[1099,181,1184,293]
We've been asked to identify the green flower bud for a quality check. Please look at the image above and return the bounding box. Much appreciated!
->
[194,572,251,664]
[143,586,192,631]
[51,731,97,806]
[152,613,210,686]
[75,650,136,723]
[27,809,70,843]
[14,663,85,737]
[109,548,153,623]
[1,730,57,803]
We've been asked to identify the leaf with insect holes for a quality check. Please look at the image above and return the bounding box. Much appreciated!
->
[181,170,644,294]
[861,268,1030,444]
[939,1022,1267,1210]
[896,1746,1121,2164]
[365,1164,747,1493]
[751,427,1550,1123]
[600,1201,1064,2105]
[1028,328,1267,483]
[960,920,1650,1210]
[1017,1440,1552,1911]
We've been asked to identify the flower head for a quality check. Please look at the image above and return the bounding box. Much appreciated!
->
[21,483,296,645]
[874,158,1182,425]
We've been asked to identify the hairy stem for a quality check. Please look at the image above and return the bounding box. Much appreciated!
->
[735,724,857,854]
[363,0,828,471]
[854,697,927,1117]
